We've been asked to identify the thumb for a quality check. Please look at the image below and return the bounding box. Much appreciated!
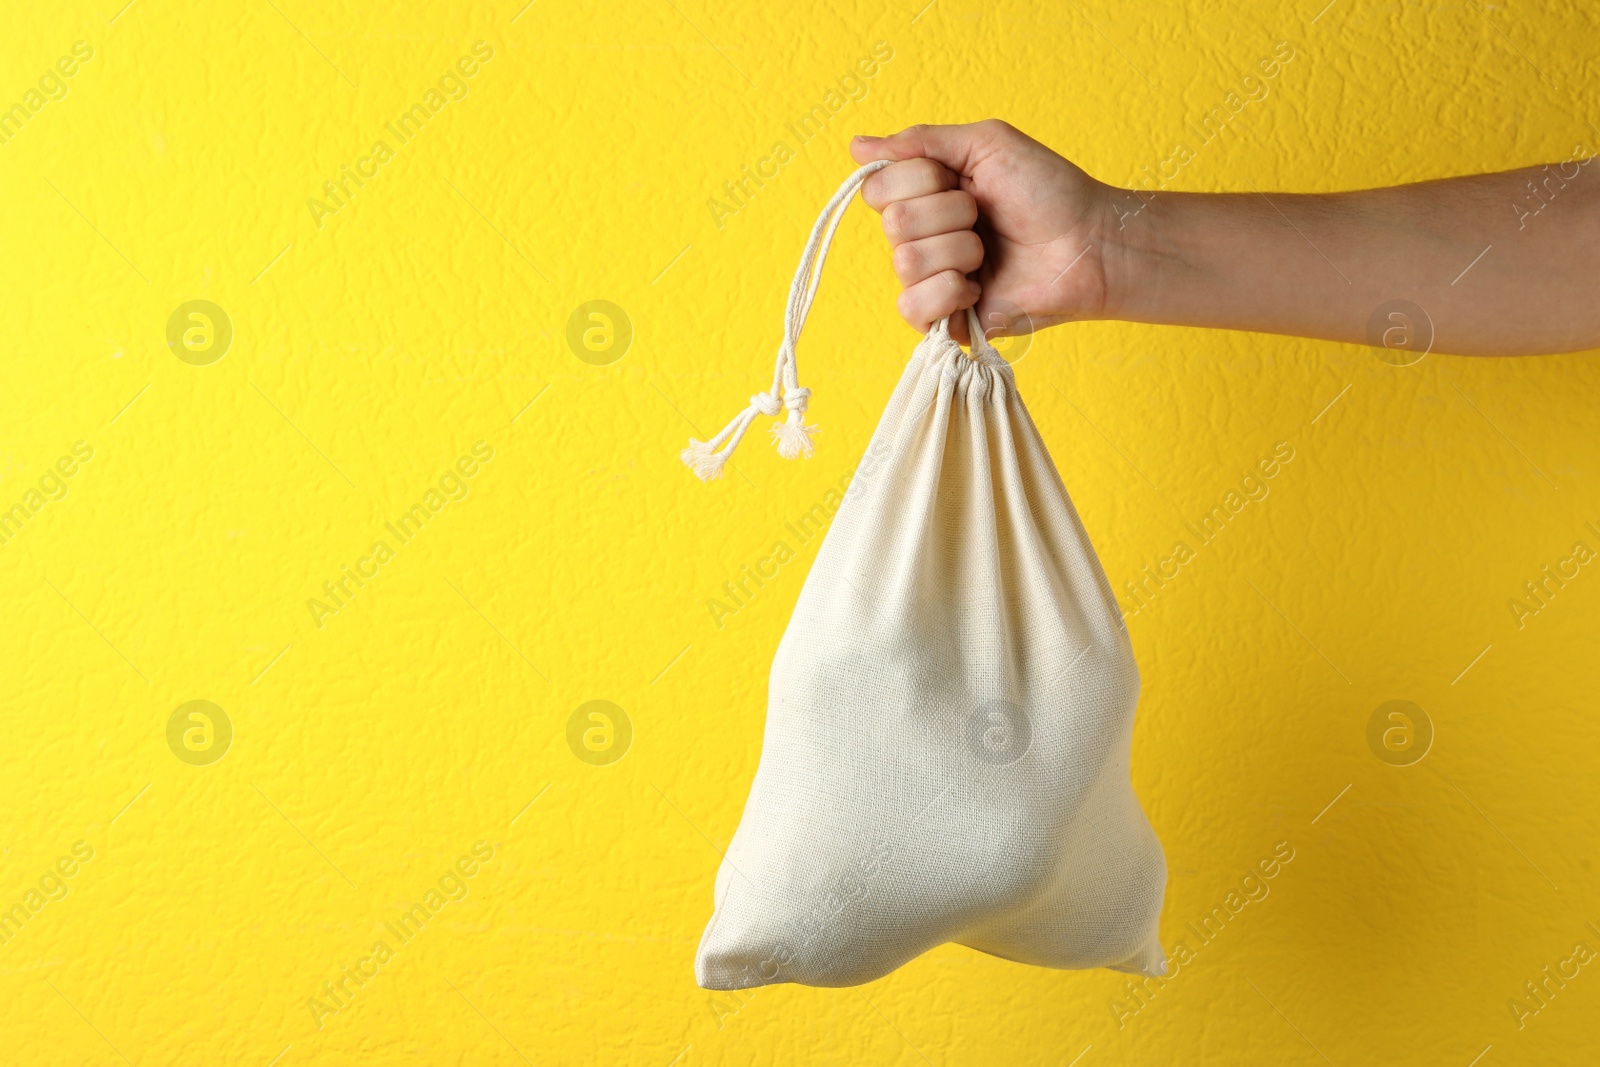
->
[849,121,998,177]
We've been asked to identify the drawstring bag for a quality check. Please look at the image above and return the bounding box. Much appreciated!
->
[682,161,1167,989]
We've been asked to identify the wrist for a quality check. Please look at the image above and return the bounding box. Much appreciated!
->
[1093,185,1175,324]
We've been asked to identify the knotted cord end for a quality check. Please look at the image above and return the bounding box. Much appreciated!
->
[771,417,819,460]
[680,439,729,481]
[770,386,816,459]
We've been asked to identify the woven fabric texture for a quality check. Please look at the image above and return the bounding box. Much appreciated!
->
[696,312,1168,990]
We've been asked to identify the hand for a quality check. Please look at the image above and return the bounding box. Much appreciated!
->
[850,120,1117,344]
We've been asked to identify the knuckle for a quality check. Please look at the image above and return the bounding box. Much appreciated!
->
[908,157,943,186]
[891,241,924,279]
[895,288,921,322]
[882,200,911,239]
[860,173,887,209]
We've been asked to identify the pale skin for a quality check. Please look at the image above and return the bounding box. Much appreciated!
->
[850,120,1600,356]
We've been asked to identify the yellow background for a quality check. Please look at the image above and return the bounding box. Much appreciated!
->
[3,0,1598,1063]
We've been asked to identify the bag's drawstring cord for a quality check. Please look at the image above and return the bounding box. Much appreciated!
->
[681,160,893,481]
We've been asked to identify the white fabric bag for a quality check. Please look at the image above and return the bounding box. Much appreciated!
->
[682,161,1166,989]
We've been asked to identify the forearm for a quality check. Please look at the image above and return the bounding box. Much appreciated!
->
[1100,160,1600,356]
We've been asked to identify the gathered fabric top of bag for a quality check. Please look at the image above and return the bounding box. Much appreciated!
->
[680,160,1005,481]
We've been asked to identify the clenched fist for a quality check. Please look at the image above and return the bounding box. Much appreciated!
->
[850,120,1117,345]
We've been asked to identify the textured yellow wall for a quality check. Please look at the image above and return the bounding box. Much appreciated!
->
[3,1,1599,1064]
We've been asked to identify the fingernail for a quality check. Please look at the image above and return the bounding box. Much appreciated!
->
[854,134,880,142]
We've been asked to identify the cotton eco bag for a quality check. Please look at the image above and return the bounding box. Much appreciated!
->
[682,161,1166,989]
